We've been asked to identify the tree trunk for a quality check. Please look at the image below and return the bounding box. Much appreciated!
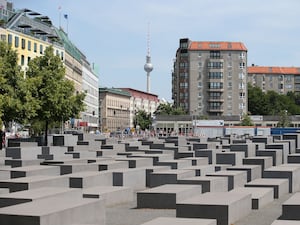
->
[44,120,48,146]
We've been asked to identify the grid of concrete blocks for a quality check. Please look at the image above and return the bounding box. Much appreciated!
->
[0,132,300,225]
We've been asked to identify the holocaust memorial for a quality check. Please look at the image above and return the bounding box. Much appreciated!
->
[0,129,300,225]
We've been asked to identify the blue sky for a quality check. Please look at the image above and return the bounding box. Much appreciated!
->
[12,0,300,101]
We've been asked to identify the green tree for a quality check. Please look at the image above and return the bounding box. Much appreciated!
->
[25,46,85,145]
[134,110,152,130]
[277,110,291,127]
[154,102,186,115]
[0,41,25,127]
[240,113,254,126]
[247,83,268,115]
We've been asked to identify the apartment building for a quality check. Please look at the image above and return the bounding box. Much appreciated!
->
[119,88,159,128]
[99,88,131,132]
[247,66,300,94]
[0,2,99,131]
[172,38,248,117]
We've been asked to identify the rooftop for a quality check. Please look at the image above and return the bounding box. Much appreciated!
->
[248,66,300,75]
[189,41,247,51]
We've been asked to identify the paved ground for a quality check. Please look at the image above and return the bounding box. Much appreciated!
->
[106,192,293,225]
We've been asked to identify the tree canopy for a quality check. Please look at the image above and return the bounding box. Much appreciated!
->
[154,102,186,116]
[248,83,300,115]
[24,46,85,143]
[0,41,24,128]
[0,42,85,144]
[134,109,152,130]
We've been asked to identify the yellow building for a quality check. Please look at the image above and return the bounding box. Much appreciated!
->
[1,5,99,131]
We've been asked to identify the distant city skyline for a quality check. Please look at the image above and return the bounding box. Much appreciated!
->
[12,0,300,101]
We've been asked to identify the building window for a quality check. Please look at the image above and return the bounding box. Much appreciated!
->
[180,82,188,88]
[279,83,284,89]
[239,92,245,99]
[207,62,223,69]
[28,40,31,51]
[21,55,25,65]
[208,82,223,89]
[239,82,245,90]
[198,82,202,87]
[198,53,202,57]
[21,38,25,49]
[198,62,202,67]
[180,42,188,48]
[209,92,221,99]
[209,102,222,109]
[239,103,245,109]
[210,51,221,58]
[0,34,5,41]
[239,72,245,79]
[15,36,19,48]
[180,72,188,78]
[209,43,220,48]
[34,43,37,52]
[208,72,223,79]
[239,52,245,59]
[8,34,12,45]
[28,57,31,64]
[61,51,64,60]
[239,62,245,69]
[40,44,43,54]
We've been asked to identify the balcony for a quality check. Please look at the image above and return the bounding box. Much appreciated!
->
[207,107,224,112]
[207,88,224,92]
[207,98,224,102]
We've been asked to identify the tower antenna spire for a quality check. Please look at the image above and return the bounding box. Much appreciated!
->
[144,22,153,93]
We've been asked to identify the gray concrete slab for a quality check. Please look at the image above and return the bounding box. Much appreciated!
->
[140,217,217,225]
[226,165,261,182]
[1,165,60,178]
[0,175,69,192]
[0,194,105,225]
[230,143,256,157]
[245,178,289,199]
[155,159,192,169]
[97,159,129,171]
[263,164,300,193]
[0,187,81,208]
[243,156,273,176]
[68,170,113,188]
[112,167,146,190]
[256,149,283,166]
[148,169,195,188]
[82,185,134,206]
[271,220,300,225]
[206,170,248,191]
[176,192,251,225]
[181,165,215,176]
[177,176,228,193]
[137,184,202,209]
[229,187,274,209]
[280,192,300,220]
[216,151,245,166]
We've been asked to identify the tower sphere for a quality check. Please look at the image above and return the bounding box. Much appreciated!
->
[144,63,153,73]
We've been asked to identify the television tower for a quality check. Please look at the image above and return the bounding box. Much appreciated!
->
[144,23,153,93]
